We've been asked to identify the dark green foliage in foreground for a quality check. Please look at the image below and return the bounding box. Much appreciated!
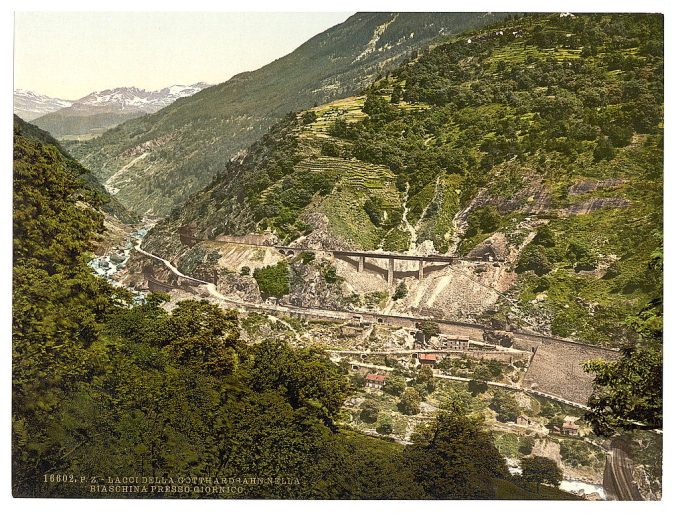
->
[585,341,662,435]
[521,457,563,491]
[584,246,663,434]
[14,115,138,223]
[404,411,508,499]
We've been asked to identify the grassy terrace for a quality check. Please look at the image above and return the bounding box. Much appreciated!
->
[307,96,368,132]
[299,156,404,250]
[488,42,583,67]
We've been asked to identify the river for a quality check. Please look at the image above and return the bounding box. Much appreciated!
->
[88,225,151,299]
[507,463,605,499]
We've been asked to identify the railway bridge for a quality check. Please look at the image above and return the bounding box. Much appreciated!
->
[276,246,459,286]
[179,226,472,287]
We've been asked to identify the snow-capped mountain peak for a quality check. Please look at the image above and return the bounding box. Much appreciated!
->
[14,82,210,121]
[72,83,210,113]
[13,90,73,121]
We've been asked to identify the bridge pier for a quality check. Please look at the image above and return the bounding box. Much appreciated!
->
[387,257,394,287]
[418,260,424,280]
[357,255,364,273]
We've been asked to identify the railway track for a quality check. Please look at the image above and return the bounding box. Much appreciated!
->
[603,445,644,500]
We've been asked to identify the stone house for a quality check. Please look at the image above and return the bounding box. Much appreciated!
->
[417,353,440,366]
[365,373,386,389]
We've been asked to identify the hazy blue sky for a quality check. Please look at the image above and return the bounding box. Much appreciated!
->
[14,12,353,99]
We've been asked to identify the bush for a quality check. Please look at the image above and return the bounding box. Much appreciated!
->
[398,387,421,415]
[299,251,315,264]
[320,140,340,157]
[548,414,565,430]
[362,93,392,116]
[490,391,520,423]
[376,417,393,435]
[323,266,340,284]
[534,276,551,293]
[566,239,598,271]
[533,225,555,247]
[518,436,535,456]
[521,456,563,489]
[516,245,552,276]
[359,400,380,423]
[329,118,354,139]
[593,135,615,161]
[350,372,366,389]
[415,366,436,393]
[539,402,559,419]
[302,111,317,124]
[603,260,621,279]
[253,261,290,298]
[240,266,251,276]
[364,196,393,227]
[468,379,488,396]
[416,321,440,342]
[465,206,502,237]
[383,375,407,396]
[560,440,593,467]
[392,281,408,301]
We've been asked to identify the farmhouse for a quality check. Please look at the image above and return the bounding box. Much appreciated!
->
[365,373,386,389]
[417,353,440,366]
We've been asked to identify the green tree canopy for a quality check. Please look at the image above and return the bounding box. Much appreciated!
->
[253,261,291,298]
[521,456,563,491]
[490,391,520,423]
[398,387,422,415]
[584,343,662,435]
[404,411,508,499]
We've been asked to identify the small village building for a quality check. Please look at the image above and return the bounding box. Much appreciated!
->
[439,334,470,350]
[365,373,386,389]
[418,353,440,366]
[516,415,531,426]
[561,420,580,436]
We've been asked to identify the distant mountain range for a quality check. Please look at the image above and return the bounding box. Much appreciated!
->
[13,90,73,121]
[65,12,509,216]
[14,83,210,139]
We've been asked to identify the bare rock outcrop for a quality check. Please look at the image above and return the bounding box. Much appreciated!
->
[466,233,510,262]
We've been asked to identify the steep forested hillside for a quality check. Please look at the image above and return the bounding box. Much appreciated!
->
[147,13,662,347]
[66,12,508,216]
[13,115,138,224]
